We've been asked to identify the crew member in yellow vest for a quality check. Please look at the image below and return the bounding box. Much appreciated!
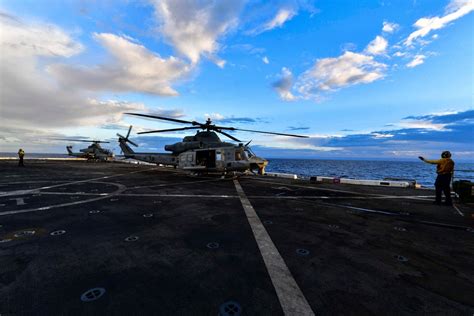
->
[419,151,454,206]
[18,148,25,167]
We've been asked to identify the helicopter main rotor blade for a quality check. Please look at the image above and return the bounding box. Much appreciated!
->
[125,113,202,126]
[216,130,241,142]
[53,138,109,143]
[137,126,200,135]
[216,127,309,138]
[126,125,132,139]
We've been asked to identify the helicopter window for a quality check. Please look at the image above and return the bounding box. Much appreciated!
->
[216,152,222,161]
[187,154,193,162]
[244,149,253,158]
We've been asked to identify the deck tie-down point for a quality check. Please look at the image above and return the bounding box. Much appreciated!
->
[296,248,310,256]
[219,301,242,316]
[143,213,154,218]
[206,242,219,249]
[394,226,407,232]
[50,230,66,236]
[125,236,139,242]
[14,230,36,238]
[81,288,106,302]
[395,255,408,262]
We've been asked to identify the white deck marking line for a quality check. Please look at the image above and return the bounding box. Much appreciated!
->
[37,192,238,198]
[452,204,464,216]
[0,168,155,197]
[0,182,126,216]
[248,178,436,200]
[318,201,399,216]
[131,178,224,189]
[234,180,315,316]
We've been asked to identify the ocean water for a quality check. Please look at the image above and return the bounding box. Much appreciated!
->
[265,159,474,187]
[1,153,472,187]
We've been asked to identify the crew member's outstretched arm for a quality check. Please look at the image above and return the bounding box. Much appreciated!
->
[419,156,440,164]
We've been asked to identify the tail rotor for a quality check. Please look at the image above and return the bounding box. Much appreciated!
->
[117,125,138,147]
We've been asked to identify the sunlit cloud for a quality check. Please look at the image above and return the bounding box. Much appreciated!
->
[404,0,473,46]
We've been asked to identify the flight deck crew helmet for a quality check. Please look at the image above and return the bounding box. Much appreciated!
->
[441,151,451,158]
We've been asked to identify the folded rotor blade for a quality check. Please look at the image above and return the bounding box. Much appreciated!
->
[126,125,132,139]
[218,127,309,138]
[137,126,200,134]
[127,139,138,147]
[125,113,201,126]
[217,130,241,142]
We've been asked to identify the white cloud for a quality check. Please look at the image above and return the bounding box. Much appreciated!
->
[0,12,83,59]
[406,54,426,68]
[371,133,394,139]
[204,113,225,121]
[365,35,388,55]
[404,0,473,46]
[296,51,387,94]
[382,21,399,33]
[397,119,447,131]
[272,67,297,101]
[262,56,270,64]
[48,33,191,96]
[260,8,296,33]
[0,12,175,137]
[152,0,244,65]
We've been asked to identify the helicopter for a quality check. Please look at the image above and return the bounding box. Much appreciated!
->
[118,113,308,174]
[56,139,114,161]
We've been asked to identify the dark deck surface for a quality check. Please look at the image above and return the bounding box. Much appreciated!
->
[0,160,473,315]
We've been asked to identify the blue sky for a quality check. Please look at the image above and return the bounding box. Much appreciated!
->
[0,0,472,160]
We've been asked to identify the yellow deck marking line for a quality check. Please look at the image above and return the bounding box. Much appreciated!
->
[234,179,315,316]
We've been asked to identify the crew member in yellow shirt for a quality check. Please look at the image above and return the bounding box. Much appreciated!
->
[419,151,454,206]
[18,148,25,167]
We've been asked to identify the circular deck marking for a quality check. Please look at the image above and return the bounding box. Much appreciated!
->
[395,255,408,262]
[125,236,139,242]
[219,301,242,316]
[80,288,106,302]
[14,230,36,238]
[394,226,407,232]
[400,212,410,216]
[50,230,66,236]
[263,220,273,225]
[143,213,154,218]
[0,238,12,243]
[206,242,219,249]
[328,224,339,229]
[296,248,310,256]
[89,210,101,214]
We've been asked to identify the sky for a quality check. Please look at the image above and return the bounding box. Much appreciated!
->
[0,0,473,160]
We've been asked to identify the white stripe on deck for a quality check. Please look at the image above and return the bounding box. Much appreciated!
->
[452,203,464,216]
[233,180,315,316]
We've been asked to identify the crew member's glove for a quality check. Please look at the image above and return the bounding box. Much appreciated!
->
[418,156,424,161]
